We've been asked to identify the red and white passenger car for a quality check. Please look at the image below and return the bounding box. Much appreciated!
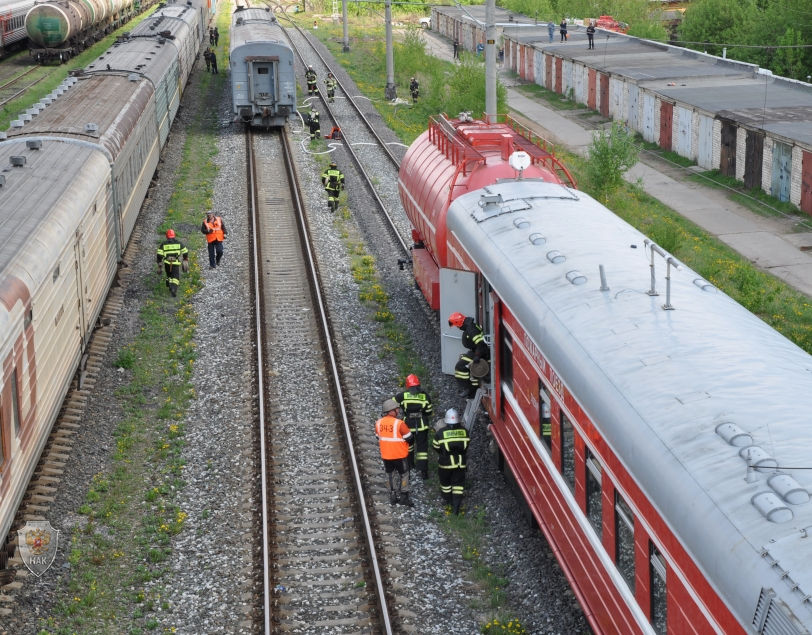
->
[398,114,812,635]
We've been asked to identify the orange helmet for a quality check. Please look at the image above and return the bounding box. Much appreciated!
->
[166,229,176,239]
[448,312,466,328]
[405,374,420,388]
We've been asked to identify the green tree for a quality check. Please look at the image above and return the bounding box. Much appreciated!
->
[585,121,640,196]
[678,0,757,58]
[772,27,806,79]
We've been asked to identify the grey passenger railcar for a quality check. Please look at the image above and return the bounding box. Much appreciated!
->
[230,7,296,127]
[0,0,209,566]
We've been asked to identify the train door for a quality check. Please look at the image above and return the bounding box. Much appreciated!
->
[659,101,673,151]
[439,268,477,375]
[627,83,638,130]
[772,141,792,202]
[802,150,812,215]
[697,114,713,170]
[481,277,495,380]
[720,120,737,178]
[744,130,763,190]
[249,61,275,103]
[642,93,654,143]
[677,107,692,159]
[73,229,88,348]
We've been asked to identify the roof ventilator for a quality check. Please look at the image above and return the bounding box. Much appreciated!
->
[547,250,565,264]
[0,132,5,141]
[128,73,139,82]
[566,271,587,285]
[767,473,810,505]
[644,239,683,310]
[11,120,23,128]
[26,140,41,150]
[0,175,5,186]
[528,233,545,245]
[20,114,31,122]
[84,123,98,134]
[513,217,530,228]
[694,278,717,293]
[715,422,753,447]
[10,156,26,167]
[742,446,778,483]
[751,491,793,523]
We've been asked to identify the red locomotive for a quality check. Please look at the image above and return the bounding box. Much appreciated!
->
[398,114,812,635]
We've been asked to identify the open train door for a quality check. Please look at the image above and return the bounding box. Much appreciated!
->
[439,268,477,375]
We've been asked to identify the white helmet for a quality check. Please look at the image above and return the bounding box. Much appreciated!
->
[444,409,459,425]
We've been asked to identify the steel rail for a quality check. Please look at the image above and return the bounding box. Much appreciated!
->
[246,130,272,635]
[248,126,395,635]
[271,6,410,255]
[0,65,39,93]
[279,127,395,635]
[275,4,402,171]
[0,71,49,109]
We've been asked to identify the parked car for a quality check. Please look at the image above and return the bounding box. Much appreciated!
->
[419,16,431,28]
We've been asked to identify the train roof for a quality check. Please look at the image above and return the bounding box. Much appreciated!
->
[6,74,154,161]
[446,180,812,631]
[0,140,108,313]
[230,7,287,50]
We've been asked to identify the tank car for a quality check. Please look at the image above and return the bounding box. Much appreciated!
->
[0,0,208,574]
[0,0,35,56]
[24,0,147,62]
[230,6,296,127]
[400,114,812,634]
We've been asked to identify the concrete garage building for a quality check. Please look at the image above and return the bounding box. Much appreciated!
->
[430,6,812,214]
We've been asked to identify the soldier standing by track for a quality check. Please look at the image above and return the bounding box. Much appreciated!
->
[325,72,337,103]
[321,160,344,212]
[305,65,318,96]
[433,408,470,515]
[157,229,189,298]
[391,374,433,480]
[376,399,414,507]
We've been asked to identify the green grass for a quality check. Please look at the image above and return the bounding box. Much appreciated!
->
[36,5,231,634]
[0,5,162,130]
[515,82,582,111]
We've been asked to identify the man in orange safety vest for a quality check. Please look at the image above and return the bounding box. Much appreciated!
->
[375,399,414,507]
[201,212,228,269]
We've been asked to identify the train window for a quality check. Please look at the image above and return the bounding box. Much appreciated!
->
[586,449,602,539]
[561,412,574,491]
[10,369,20,437]
[615,491,635,593]
[500,328,513,392]
[650,544,667,634]
[257,68,270,74]
[538,381,551,451]
[53,265,60,282]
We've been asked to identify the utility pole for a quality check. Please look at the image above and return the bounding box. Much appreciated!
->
[485,0,496,120]
[342,0,349,52]
[384,0,396,99]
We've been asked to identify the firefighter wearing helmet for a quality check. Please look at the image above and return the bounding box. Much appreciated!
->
[305,65,318,96]
[391,374,434,479]
[321,160,344,213]
[156,229,189,297]
[448,312,489,396]
[432,408,470,515]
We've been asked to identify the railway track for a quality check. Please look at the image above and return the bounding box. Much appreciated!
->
[270,3,411,254]
[248,127,395,634]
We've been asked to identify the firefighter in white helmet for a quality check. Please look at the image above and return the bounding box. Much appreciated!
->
[432,408,470,515]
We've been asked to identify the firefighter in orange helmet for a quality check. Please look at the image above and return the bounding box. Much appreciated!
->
[156,229,189,297]
[391,374,434,480]
[375,399,414,506]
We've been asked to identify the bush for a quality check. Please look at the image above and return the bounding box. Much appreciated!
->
[585,121,640,196]
[115,347,135,369]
